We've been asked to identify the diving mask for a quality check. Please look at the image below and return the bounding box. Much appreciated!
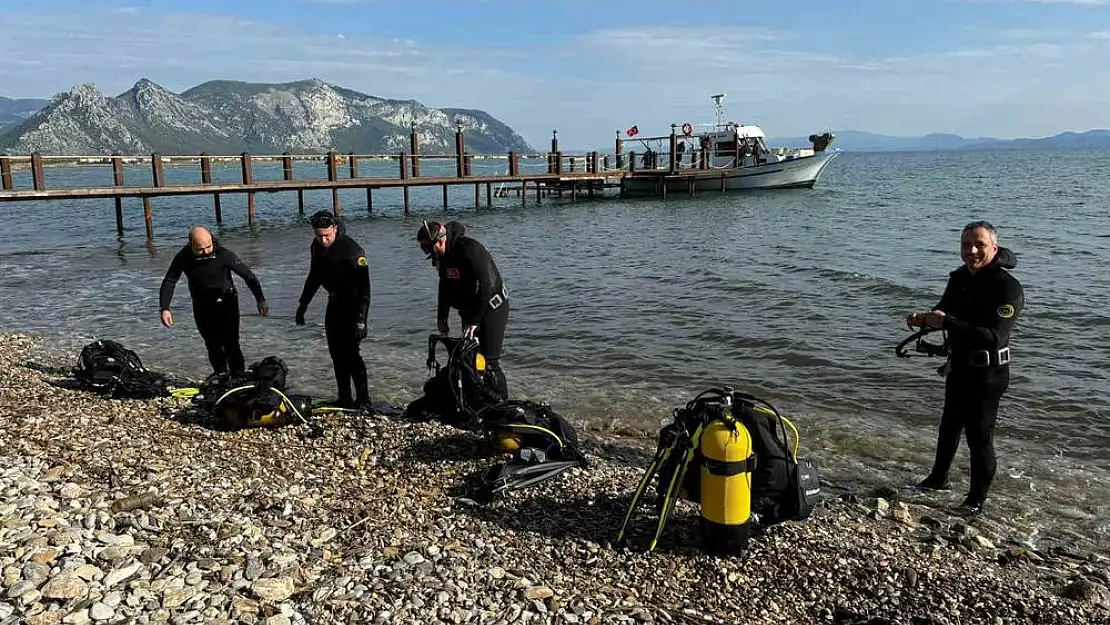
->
[419,219,446,259]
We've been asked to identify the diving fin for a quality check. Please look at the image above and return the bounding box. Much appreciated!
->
[463,457,583,505]
[617,441,671,544]
[649,429,701,552]
[170,387,201,399]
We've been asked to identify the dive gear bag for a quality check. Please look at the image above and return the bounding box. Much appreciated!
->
[247,356,289,390]
[403,334,505,428]
[74,339,172,400]
[185,357,320,434]
[463,400,588,504]
[211,384,313,431]
[618,387,821,553]
[733,392,821,525]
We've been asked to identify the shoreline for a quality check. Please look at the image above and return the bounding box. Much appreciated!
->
[1,332,1108,624]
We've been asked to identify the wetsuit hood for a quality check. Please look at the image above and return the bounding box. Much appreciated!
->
[993,246,1016,270]
[444,221,466,248]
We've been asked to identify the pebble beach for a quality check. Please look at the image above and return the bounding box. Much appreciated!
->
[1,332,1108,625]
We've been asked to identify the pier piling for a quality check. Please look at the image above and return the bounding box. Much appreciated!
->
[0,157,12,191]
[111,154,124,236]
[240,153,255,226]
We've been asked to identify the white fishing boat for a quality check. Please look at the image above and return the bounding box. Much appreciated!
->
[618,94,839,197]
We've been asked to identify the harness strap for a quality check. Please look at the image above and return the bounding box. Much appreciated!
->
[701,455,757,477]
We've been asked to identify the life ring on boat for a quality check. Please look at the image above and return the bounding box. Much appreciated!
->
[681,122,694,136]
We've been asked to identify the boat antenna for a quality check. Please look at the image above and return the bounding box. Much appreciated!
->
[711,93,726,127]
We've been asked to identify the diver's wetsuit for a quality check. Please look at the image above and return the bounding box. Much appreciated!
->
[923,246,1023,509]
[159,242,266,374]
[435,221,510,399]
[297,226,372,407]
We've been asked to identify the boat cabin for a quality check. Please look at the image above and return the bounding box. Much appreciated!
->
[678,123,812,169]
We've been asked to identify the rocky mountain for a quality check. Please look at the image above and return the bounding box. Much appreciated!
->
[0,97,49,130]
[0,79,534,156]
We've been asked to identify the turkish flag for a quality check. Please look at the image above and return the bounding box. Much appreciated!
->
[625,125,639,137]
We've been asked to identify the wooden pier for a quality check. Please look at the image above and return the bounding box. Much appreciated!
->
[0,126,726,239]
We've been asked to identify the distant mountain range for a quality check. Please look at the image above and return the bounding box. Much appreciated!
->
[0,97,50,129]
[3,85,1109,154]
[0,79,534,156]
[766,129,1110,152]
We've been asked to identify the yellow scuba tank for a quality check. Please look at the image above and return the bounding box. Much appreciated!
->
[216,386,310,430]
[243,398,297,428]
[699,399,754,555]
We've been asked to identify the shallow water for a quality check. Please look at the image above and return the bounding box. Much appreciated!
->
[2,149,1108,551]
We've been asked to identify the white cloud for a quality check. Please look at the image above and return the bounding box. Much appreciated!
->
[1,10,1109,147]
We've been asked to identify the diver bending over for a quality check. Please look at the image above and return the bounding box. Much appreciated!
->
[417,220,510,400]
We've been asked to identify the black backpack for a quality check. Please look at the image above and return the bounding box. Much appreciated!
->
[732,392,820,525]
[188,356,288,413]
[74,340,171,400]
[404,334,504,428]
[246,356,288,390]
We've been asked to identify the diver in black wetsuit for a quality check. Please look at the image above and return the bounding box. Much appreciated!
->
[417,220,510,400]
[907,220,1024,517]
[159,226,268,375]
[295,211,372,410]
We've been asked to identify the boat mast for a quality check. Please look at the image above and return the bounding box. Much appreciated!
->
[711,93,726,128]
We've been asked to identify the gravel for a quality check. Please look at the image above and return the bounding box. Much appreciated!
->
[1,332,1107,625]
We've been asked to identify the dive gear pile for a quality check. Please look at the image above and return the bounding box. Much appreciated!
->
[74,339,174,400]
[406,334,588,504]
[464,400,587,505]
[183,357,323,436]
[618,387,820,554]
[404,334,506,427]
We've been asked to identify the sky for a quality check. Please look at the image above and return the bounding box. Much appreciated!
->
[1,0,1109,149]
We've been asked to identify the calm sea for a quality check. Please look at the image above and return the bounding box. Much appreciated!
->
[1,149,1107,550]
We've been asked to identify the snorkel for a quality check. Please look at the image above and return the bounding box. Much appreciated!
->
[418,219,446,266]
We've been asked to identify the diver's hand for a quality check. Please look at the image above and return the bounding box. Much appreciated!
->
[437,320,450,337]
[160,310,173,328]
[462,325,478,340]
[922,310,946,329]
[906,313,924,329]
[257,300,270,317]
[355,322,367,341]
[295,303,307,326]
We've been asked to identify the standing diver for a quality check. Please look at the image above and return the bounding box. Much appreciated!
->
[295,211,372,411]
[416,220,510,400]
[159,226,268,375]
[906,220,1023,517]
